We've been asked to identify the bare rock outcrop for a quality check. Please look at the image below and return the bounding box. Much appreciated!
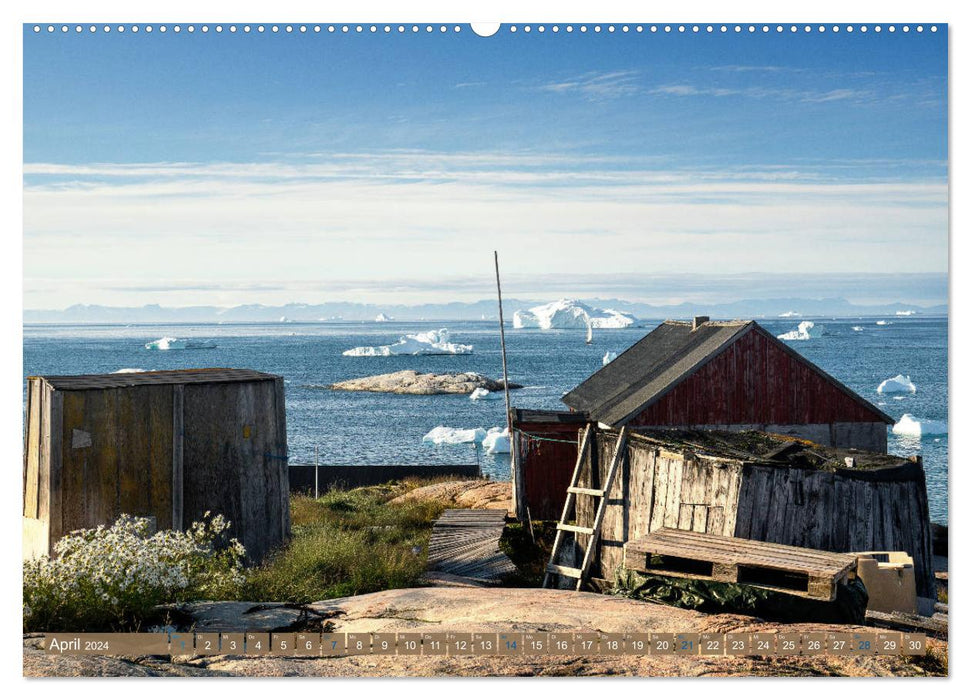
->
[325,371,522,395]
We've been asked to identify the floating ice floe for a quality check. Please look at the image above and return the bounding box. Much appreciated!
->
[483,427,511,454]
[113,368,150,374]
[422,426,487,445]
[513,299,637,330]
[342,329,473,356]
[892,414,947,437]
[778,310,801,318]
[776,321,823,341]
[603,351,618,366]
[470,387,502,401]
[374,313,393,322]
[144,337,217,350]
[877,374,917,394]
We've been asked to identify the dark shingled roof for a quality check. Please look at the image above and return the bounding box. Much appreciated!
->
[32,368,280,391]
[562,320,893,427]
[563,320,751,426]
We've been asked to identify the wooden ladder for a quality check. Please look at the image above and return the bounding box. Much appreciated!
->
[542,425,628,591]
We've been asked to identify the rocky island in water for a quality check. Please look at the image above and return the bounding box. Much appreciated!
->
[325,370,523,396]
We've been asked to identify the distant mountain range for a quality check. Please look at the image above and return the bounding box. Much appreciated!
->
[23,297,948,324]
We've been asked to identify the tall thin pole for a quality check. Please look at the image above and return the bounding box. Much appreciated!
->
[494,251,521,519]
[314,444,319,499]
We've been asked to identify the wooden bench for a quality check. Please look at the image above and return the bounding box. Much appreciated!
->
[623,528,857,601]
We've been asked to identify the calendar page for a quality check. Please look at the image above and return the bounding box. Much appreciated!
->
[20,12,949,681]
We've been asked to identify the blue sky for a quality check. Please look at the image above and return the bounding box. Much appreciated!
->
[23,24,948,308]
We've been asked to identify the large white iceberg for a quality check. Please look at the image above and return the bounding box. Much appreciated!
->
[877,374,917,394]
[374,313,392,322]
[343,329,473,356]
[422,426,487,445]
[602,351,618,366]
[776,321,823,341]
[482,427,511,454]
[892,414,947,437]
[145,337,217,350]
[470,387,502,401]
[513,299,636,330]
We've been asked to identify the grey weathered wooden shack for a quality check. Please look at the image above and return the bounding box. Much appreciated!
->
[569,427,934,597]
[23,369,289,563]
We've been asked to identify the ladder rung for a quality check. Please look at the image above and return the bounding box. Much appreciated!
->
[557,523,595,535]
[546,564,583,578]
[567,486,605,496]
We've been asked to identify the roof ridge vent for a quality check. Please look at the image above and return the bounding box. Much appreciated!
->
[692,315,710,331]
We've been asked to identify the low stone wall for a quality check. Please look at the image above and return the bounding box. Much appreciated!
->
[290,464,480,493]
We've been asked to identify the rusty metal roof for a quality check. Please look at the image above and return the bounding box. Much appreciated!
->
[31,368,281,390]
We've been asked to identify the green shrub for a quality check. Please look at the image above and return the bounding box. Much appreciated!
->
[23,513,245,632]
[242,489,447,602]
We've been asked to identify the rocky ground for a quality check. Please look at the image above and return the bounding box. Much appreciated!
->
[389,480,512,515]
[23,587,947,677]
[326,370,522,395]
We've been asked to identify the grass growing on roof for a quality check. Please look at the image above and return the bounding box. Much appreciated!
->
[241,484,448,603]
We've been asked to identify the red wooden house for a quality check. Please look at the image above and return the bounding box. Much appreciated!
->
[513,316,894,519]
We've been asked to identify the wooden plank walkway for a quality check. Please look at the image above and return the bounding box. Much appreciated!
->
[624,528,857,601]
[426,509,518,584]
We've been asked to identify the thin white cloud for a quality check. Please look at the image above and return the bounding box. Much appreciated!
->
[539,70,642,100]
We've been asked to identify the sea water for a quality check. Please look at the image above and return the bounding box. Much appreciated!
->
[22,317,949,523]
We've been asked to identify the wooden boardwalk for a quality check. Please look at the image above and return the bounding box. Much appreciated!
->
[426,509,518,584]
[624,528,857,601]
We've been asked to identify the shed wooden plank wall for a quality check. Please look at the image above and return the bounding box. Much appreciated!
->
[734,462,934,597]
[182,378,289,563]
[631,328,887,427]
[515,420,582,521]
[574,429,934,598]
[575,431,744,579]
[57,384,175,541]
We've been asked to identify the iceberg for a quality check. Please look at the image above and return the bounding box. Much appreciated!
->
[470,387,502,401]
[603,351,618,366]
[778,310,801,318]
[113,368,149,374]
[343,329,473,356]
[144,337,217,350]
[374,313,393,322]
[513,299,636,330]
[877,374,917,394]
[483,427,511,454]
[876,320,891,326]
[422,426,487,445]
[892,414,947,437]
[895,310,918,316]
[776,321,823,341]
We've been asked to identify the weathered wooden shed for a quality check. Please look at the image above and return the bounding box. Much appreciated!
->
[23,369,289,563]
[567,427,935,598]
[515,317,895,522]
[563,317,893,453]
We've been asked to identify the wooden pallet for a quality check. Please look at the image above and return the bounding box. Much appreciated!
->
[623,528,857,601]
[426,509,518,584]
